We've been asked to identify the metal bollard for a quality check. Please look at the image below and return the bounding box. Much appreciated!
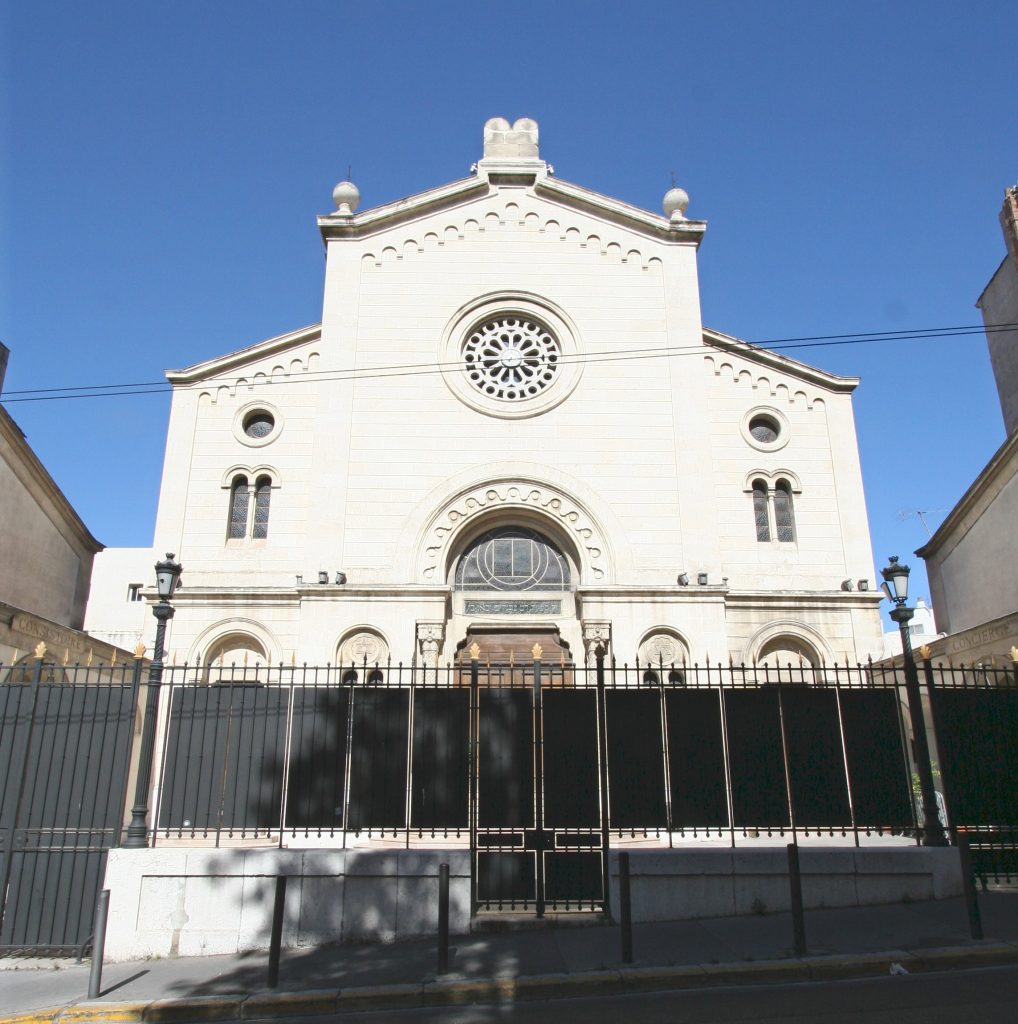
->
[87,890,111,1000]
[619,852,633,964]
[787,843,807,955]
[438,862,450,975]
[956,833,984,940]
[267,876,287,989]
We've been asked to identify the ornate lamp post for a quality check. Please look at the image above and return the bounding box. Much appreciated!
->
[881,555,947,846]
[123,553,182,849]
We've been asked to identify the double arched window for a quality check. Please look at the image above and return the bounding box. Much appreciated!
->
[751,478,796,543]
[227,474,273,540]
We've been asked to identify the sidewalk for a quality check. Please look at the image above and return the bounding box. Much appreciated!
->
[4,892,1018,1022]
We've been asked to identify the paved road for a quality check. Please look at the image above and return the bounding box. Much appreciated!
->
[276,965,1018,1023]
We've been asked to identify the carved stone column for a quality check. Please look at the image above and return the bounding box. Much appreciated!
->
[582,620,612,665]
[416,621,446,666]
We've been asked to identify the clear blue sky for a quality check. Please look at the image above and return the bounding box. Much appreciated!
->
[3,1,1015,626]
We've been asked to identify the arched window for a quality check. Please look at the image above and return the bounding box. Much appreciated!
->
[203,633,269,683]
[454,526,571,591]
[752,480,771,542]
[774,480,795,543]
[228,475,250,539]
[253,476,272,539]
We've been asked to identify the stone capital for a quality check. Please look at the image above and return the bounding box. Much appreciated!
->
[582,620,611,663]
[416,620,446,666]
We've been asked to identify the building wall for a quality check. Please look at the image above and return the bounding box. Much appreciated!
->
[980,187,1018,436]
[0,407,101,629]
[125,125,884,666]
[922,433,1018,638]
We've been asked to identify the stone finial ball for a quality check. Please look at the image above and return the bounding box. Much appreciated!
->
[332,180,360,213]
[663,186,690,219]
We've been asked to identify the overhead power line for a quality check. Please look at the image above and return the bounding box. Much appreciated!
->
[1,322,1015,405]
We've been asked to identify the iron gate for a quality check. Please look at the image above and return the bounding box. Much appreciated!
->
[471,657,608,915]
[0,656,139,954]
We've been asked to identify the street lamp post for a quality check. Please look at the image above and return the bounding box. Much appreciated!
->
[123,553,182,849]
[881,555,947,846]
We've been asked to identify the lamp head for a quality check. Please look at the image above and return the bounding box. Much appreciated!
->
[880,555,910,605]
[155,553,183,600]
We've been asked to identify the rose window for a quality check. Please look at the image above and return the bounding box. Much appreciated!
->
[462,316,560,401]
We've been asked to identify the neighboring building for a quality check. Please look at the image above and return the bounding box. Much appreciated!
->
[92,118,884,669]
[918,186,1018,667]
[83,547,156,651]
[0,343,133,669]
[981,186,1018,436]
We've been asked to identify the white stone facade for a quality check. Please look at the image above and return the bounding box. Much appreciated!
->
[96,118,883,668]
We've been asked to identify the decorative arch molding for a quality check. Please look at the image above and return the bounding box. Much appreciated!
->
[400,465,626,586]
[358,204,665,274]
[187,618,281,666]
[704,355,825,411]
[220,464,282,487]
[744,620,834,668]
[742,469,802,493]
[197,351,320,404]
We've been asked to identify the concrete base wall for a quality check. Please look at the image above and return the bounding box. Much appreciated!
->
[103,845,963,962]
[607,847,963,923]
[102,849,471,962]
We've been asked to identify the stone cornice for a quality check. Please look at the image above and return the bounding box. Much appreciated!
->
[166,324,322,384]
[916,429,1018,561]
[702,328,860,393]
[0,406,102,555]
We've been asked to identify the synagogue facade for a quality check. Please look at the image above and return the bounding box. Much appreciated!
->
[91,118,884,670]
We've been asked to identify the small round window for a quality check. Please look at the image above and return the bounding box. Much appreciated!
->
[742,407,789,451]
[243,411,275,439]
[233,403,283,447]
[748,415,779,444]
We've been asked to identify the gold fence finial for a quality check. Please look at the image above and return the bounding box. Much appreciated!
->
[86,648,94,666]
[1010,645,1018,664]
[469,642,481,661]
[110,650,117,667]
[133,642,146,660]
[291,651,296,666]
[918,644,933,661]
[532,643,543,660]
[33,641,47,660]
[63,649,70,666]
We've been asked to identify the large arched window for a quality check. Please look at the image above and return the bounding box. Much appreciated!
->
[228,475,250,539]
[752,480,771,542]
[454,527,571,591]
[253,476,272,539]
[773,480,795,543]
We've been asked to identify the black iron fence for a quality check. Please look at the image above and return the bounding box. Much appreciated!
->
[2,653,1017,948]
[0,657,141,953]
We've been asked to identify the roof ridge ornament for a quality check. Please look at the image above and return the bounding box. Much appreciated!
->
[476,117,547,182]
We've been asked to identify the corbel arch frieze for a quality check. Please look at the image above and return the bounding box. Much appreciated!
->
[412,476,616,586]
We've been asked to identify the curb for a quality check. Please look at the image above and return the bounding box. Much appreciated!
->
[7,942,1018,1023]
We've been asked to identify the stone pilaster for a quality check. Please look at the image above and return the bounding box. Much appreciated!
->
[582,620,611,664]
[416,620,446,666]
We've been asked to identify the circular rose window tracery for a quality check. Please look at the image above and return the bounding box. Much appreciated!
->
[462,316,560,401]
